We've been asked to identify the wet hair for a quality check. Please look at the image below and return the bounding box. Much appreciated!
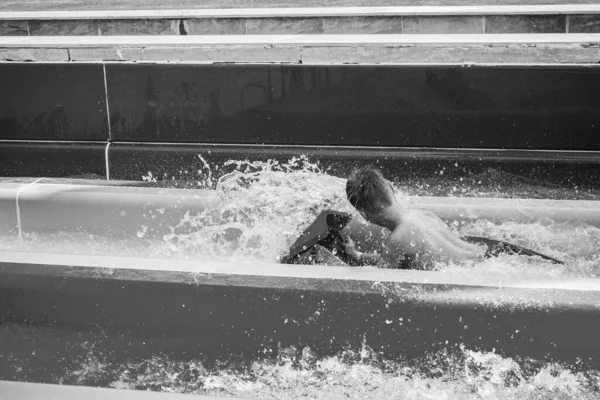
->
[346,166,393,212]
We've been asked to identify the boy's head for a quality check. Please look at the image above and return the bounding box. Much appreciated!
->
[346,167,396,219]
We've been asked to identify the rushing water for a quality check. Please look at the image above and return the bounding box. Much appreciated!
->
[1,322,598,400]
[1,156,599,277]
[1,156,600,398]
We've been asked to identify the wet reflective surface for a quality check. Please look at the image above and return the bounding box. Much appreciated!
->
[0,64,107,140]
[0,141,106,178]
[3,64,597,148]
[104,65,600,148]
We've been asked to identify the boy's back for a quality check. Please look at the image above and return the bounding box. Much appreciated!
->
[380,209,486,269]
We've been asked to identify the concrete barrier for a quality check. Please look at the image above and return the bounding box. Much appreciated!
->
[2,180,600,239]
[1,5,599,36]
[0,251,599,369]
[1,34,600,64]
[2,0,598,12]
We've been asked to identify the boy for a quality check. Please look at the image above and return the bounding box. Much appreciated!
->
[342,167,488,270]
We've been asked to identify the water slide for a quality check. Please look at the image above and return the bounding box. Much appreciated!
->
[1,1,600,398]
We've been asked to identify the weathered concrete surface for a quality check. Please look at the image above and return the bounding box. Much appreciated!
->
[302,44,600,64]
[98,19,174,35]
[4,5,600,19]
[0,251,599,368]
[403,16,482,33]
[2,0,599,12]
[485,15,566,33]
[570,14,600,33]
[319,16,403,34]
[3,5,600,20]
[245,17,327,35]
[185,17,247,35]
[28,19,99,35]
[3,33,599,46]
[133,45,302,63]
[0,20,28,35]
[0,48,68,61]
[3,6,600,36]
[1,34,600,64]
[68,46,142,61]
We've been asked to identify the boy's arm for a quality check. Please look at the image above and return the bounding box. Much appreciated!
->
[342,235,414,269]
[357,248,414,269]
[338,235,382,266]
[379,237,416,269]
[353,250,382,266]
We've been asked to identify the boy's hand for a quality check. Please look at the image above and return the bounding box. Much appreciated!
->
[338,233,360,259]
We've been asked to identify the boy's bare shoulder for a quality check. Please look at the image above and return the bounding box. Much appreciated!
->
[380,230,415,269]
[382,225,413,257]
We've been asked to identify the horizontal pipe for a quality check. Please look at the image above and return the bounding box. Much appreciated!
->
[2,181,600,238]
[1,5,600,20]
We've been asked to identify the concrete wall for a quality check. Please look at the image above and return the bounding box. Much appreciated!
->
[2,13,599,36]
[2,0,599,12]
[2,64,600,149]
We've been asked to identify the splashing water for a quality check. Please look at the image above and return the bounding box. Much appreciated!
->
[0,155,599,276]
[2,323,597,400]
[455,220,600,278]
[160,156,351,262]
[105,350,599,400]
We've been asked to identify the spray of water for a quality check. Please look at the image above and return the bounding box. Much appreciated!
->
[3,321,596,400]
[6,322,589,400]
[0,155,599,277]
[160,155,350,263]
